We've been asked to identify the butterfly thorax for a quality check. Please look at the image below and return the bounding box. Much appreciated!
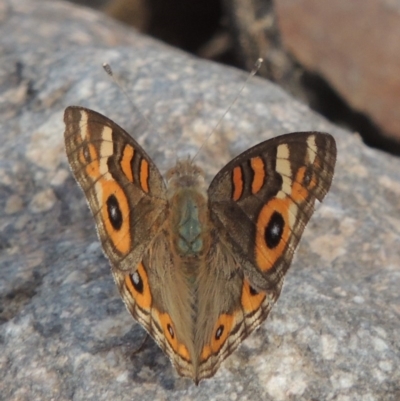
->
[166,160,211,258]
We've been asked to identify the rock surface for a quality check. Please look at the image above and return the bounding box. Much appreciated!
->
[276,0,400,142]
[1,0,399,400]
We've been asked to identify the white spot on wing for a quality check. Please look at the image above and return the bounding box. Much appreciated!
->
[100,126,113,180]
[277,143,290,160]
[276,190,286,199]
[307,135,317,164]
[79,110,89,140]
[288,203,298,228]
[276,144,292,196]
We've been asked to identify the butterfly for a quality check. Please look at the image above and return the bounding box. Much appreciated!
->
[64,105,336,384]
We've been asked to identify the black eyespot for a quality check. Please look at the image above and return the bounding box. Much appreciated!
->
[167,323,174,339]
[303,168,313,186]
[215,325,224,340]
[82,143,91,162]
[130,271,143,294]
[265,211,284,249]
[107,194,122,230]
[249,285,259,296]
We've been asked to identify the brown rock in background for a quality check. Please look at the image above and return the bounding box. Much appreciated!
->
[275,0,400,143]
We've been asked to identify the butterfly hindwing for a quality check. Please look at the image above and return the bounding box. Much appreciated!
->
[112,231,195,379]
[194,237,283,382]
[208,132,337,291]
[64,106,168,272]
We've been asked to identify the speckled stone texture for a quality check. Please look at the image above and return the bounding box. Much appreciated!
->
[1,0,399,400]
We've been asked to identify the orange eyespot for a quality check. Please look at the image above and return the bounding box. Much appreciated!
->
[124,263,152,309]
[100,180,131,255]
[157,312,190,361]
[255,198,290,272]
[200,314,234,361]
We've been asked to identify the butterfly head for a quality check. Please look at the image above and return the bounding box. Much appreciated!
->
[166,159,206,195]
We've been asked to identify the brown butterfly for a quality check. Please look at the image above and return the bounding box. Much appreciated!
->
[64,106,336,384]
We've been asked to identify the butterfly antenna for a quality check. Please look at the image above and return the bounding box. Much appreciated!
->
[192,58,263,162]
[102,63,157,132]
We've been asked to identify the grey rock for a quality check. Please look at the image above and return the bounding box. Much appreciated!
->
[1,0,399,400]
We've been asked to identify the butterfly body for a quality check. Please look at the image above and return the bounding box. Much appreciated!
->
[166,163,210,257]
[64,106,336,383]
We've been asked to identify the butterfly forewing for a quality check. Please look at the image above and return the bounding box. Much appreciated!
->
[194,237,284,382]
[64,106,168,272]
[208,132,337,292]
